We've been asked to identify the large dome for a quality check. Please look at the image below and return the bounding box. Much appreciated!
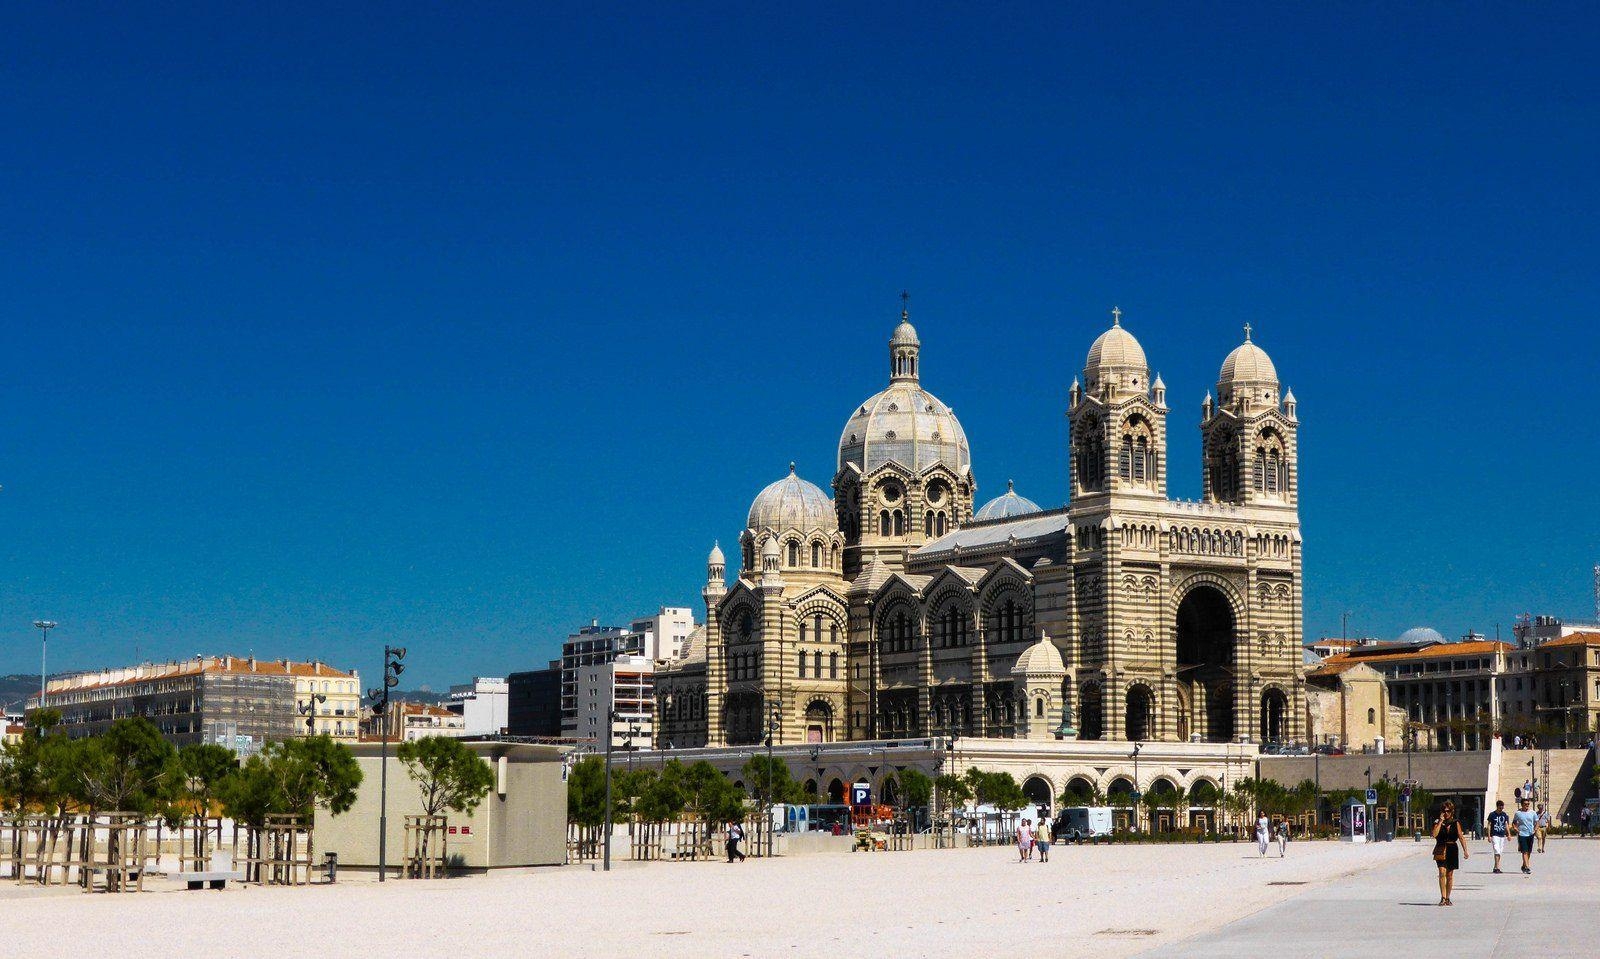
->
[747,465,837,531]
[838,383,971,476]
[974,480,1042,521]
[1398,626,1447,646]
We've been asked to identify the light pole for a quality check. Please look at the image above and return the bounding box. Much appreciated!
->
[298,691,327,734]
[32,621,57,708]
[1131,741,1143,832]
[603,705,617,872]
[765,708,782,850]
[367,644,407,882]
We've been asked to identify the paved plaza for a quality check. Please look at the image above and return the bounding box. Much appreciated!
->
[3,839,1592,957]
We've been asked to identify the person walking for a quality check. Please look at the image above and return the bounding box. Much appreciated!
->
[1430,800,1469,905]
[725,820,746,863]
[1015,818,1034,862]
[1579,805,1591,838]
[1486,800,1510,874]
[1255,813,1271,856]
[1511,798,1538,874]
[1535,804,1550,853]
[1275,819,1289,857]
[1035,816,1053,863]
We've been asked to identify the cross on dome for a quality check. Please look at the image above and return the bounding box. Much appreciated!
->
[1243,321,1253,342]
[1111,305,1122,326]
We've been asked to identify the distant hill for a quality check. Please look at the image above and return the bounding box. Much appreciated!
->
[0,674,49,712]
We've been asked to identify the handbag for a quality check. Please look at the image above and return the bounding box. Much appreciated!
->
[1432,846,1447,862]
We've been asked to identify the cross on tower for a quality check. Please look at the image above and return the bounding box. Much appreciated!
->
[1111,305,1122,326]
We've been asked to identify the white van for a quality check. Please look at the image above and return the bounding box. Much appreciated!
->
[1056,806,1114,843]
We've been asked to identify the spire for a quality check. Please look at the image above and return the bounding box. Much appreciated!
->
[1007,479,1015,492]
[889,292,921,384]
[788,461,796,475]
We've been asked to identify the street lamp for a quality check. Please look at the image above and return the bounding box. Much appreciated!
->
[603,705,618,872]
[765,708,782,850]
[32,621,57,708]
[367,644,407,882]
[1131,741,1143,832]
[299,691,328,733]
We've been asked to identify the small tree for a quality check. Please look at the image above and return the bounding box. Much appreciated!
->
[397,736,495,818]
[173,743,238,861]
[898,769,933,809]
[741,754,809,806]
[567,756,610,829]
[75,717,178,813]
[268,735,362,818]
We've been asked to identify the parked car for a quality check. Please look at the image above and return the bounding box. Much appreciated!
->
[1054,806,1114,843]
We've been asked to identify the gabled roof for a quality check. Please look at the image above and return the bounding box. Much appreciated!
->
[912,508,1071,558]
[1540,631,1600,649]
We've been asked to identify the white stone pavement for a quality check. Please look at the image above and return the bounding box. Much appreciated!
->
[1158,837,1598,959]
[3,838,1429,958]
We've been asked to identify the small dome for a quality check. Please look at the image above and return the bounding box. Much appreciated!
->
[679,625,707,663]
[1012,632,1066,676]
[1085,312,1149,377]
[890,317,920,347]
[974,480,1043,521]
[708,541,725,565]
[1220,342,1278,386]
[1398,626,1447,646]
[747,465,837,532]
[761,537,781,560]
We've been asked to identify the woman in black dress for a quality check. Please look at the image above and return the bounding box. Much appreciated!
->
[1430,800,1470,905]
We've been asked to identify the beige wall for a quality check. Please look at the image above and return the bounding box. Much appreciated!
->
[313,742,568,869]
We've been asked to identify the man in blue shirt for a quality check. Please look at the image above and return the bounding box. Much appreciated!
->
[1486,800,1511,874]
[1511,798,1539,874]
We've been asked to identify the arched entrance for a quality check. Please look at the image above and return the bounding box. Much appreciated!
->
[1260,687,1288,745]
[828,778,846,804]
[1148,778,1178,831]
[1022,776,1053,817]
[881,775,902,807]
[1079,682,1104,740]
[803,779,818,800]
[1062,776,1096,805]
[1176,584,1237,742]
[805,700,834,743]
[1125,685,1154,741]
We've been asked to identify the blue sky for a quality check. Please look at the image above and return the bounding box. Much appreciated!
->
[2,3,1597,690]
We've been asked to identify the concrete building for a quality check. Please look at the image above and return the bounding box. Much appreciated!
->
[314,741,570,870]
[657,308,1305,752]
[33,655,360,749]
[449,677,510,736]
[558,609,694,741]
[631,607,697,662]
[364,701,469,741]
[507,661,563,737]
[569,654,654,747]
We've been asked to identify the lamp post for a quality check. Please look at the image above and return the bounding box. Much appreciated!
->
[765,708,781,851]
[299,691,327,734]
[1131,741,1143,832]
[32,621,57,708]
[603,705,616,872]
[367,644,407,882]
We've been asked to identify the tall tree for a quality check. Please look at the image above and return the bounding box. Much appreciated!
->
[396,736,496,818]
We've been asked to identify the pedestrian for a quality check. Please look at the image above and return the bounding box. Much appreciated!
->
[1035,816,1053,863]
[1016,818,1034,862]
[1256,813,1270,857]
[1511,798,1538,874]
[726,820,746,863]
[1430,800,1469,906]
[1486,800,1510,874]
[1579,805,1591,838]
[1275,819,1289,857]
[1535,804,1550,853]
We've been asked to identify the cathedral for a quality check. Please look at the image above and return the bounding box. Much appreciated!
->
[655,305,1304,752]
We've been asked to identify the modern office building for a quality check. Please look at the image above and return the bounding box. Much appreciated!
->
[569,654,654,748]
[507,662,563,737]
[559,608,696,739]
[34,655,361,748]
